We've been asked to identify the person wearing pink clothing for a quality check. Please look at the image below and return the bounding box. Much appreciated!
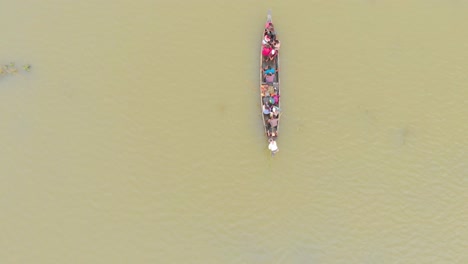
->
[272,94,279,104]
[262,45,272,58]
[265,73,275,83]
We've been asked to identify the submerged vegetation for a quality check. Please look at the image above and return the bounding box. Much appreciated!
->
[0,62,32,77]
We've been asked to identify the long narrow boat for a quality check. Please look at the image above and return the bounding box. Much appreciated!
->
[260,11,280,155]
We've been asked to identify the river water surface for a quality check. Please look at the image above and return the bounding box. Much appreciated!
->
[1,1,467,263]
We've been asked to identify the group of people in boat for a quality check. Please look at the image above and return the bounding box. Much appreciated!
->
[261,22,281,62]
[261,21,281,154]
[261,83,280,137]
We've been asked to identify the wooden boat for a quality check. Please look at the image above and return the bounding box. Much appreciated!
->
[260,11,280,155]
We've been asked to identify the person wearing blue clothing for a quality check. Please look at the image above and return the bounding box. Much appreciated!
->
[264,67,275,75]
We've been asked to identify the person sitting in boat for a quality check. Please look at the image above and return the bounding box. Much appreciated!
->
[268,85,276,95]
[272,93,280,105]
[265,72,275,83]
[265,23,276,41]
[262,103,271,115]
[268,48,278,61]
[270,105,280,118]
[262,34,271,46]
[268,116,279,129]
[269,95,275,105]
[262,45,272,61]
[260,84,269,97]
[269,31,277,42]
[264,66,276,75]
[273,39,281,52]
